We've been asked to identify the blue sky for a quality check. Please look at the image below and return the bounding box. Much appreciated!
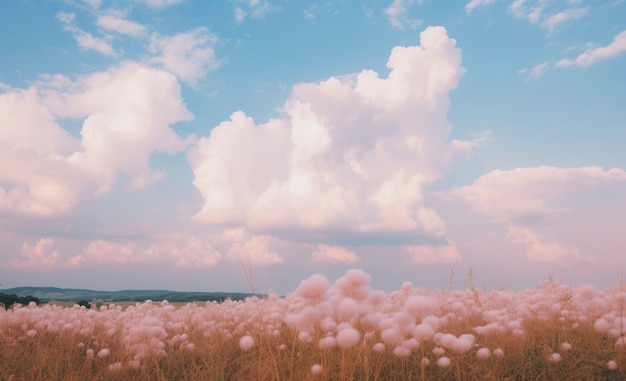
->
[1,0,625,294]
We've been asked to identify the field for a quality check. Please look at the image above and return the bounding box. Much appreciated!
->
[1,269,626,380]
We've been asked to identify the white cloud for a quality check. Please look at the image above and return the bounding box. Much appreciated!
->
[406,240,462,264]
[465,0,496,13]
[149,27,220,85]
[507,224,586,263]
[96,14,147,37]
[9,238,61,268]
[312,245,360,264]
[385,0,423,30]
[556,30,626,67]
[234,7,247,24]
[0,62,194,216]
[447,166,626,223]
[57,12,116,56]
[541,7,587,33]
[83,0,102,9]
[189,27,473,241]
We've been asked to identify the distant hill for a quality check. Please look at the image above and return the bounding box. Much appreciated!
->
[0,286,263,304]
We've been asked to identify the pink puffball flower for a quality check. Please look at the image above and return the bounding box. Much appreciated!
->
[437,357,451,368]
[421,358,431,367]
[493,348,504,358]
[393,345,411,357]
[549,353,561,363]
[239,335,254,351]
[561,342,572,351]
[372,343,385,352]
[296,274,330,302]
[97,348,111,358]
[608,360,618,370]
[311,364,323,375]
[336,327,360,349]
[476,348,491,359]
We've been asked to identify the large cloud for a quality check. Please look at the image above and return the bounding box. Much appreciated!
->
[0,62,194,216]
[189,27,474,252]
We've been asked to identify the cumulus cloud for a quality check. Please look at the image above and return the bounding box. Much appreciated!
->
[556,30,626,67]
[232,0,275,23]
[465,0,496,13]
[96,13,147,37]
[0,62,194,216]
[189,27,473,242]
[385,0,423,29]
[447,166,626,223]
[149,27,220,85]
[218,228,284,265]
[9,238,61,269]
[405,240,462,264]
[312,245,360,264]
[507,225,588,263]
[57,12,116,56]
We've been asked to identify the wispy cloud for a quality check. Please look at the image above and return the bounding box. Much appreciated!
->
[96,12,147,38]
[465,0,496,14]
[557,30,626,67]
[384,0,423,30]
[57,12,116,56]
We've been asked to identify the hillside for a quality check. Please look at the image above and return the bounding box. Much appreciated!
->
[0,286,263,304]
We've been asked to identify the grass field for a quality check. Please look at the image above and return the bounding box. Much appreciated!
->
[1,269,626,380]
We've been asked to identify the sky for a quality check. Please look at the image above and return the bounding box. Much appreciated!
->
[1,0,625,294]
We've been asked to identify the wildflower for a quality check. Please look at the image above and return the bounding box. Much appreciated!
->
[97,348,110,358]
[311,364,323,375]
[239,335,254,351]
[607,360,618,370]
[336,327,360,349]
[476,348,491,359]
[437,357,451,368]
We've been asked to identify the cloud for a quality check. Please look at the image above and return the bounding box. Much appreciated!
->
[508,0,586,32]
[234,7,247,24]
[57,12,116,56]
[232,0,276,22]
[9,238,61,269]
[226,235,284,265]
[385,0,423,30]
[96,13,147,37]
[312,245,360,264]
[0,62,194,216]
[541,7,587,33]
[149,27,220,85]
[447,166,626,223]
[507,224,587,263]
[465,0,496,13]
[81,234,221,268]
[530,62,550,77]
[405,240,462,264]
[556,30,626,67]
[189,26,473,245]
[136,0,186,8]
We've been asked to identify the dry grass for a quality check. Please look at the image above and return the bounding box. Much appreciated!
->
[2,275,626,380]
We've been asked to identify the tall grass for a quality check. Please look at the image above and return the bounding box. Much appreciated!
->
[1,270,625,380]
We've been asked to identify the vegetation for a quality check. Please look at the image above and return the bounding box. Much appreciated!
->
[1,270,626,380]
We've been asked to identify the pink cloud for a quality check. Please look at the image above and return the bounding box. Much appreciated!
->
[9,238,62,269]
[189,27,476,241]
[0,62,194,216]
[447,166,626,222]
[557,30,626,68]
[312,245,360,264]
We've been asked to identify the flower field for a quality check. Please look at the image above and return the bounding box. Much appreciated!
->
[1,269,626,380]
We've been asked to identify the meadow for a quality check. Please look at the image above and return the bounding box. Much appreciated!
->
[1,269,625,380]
